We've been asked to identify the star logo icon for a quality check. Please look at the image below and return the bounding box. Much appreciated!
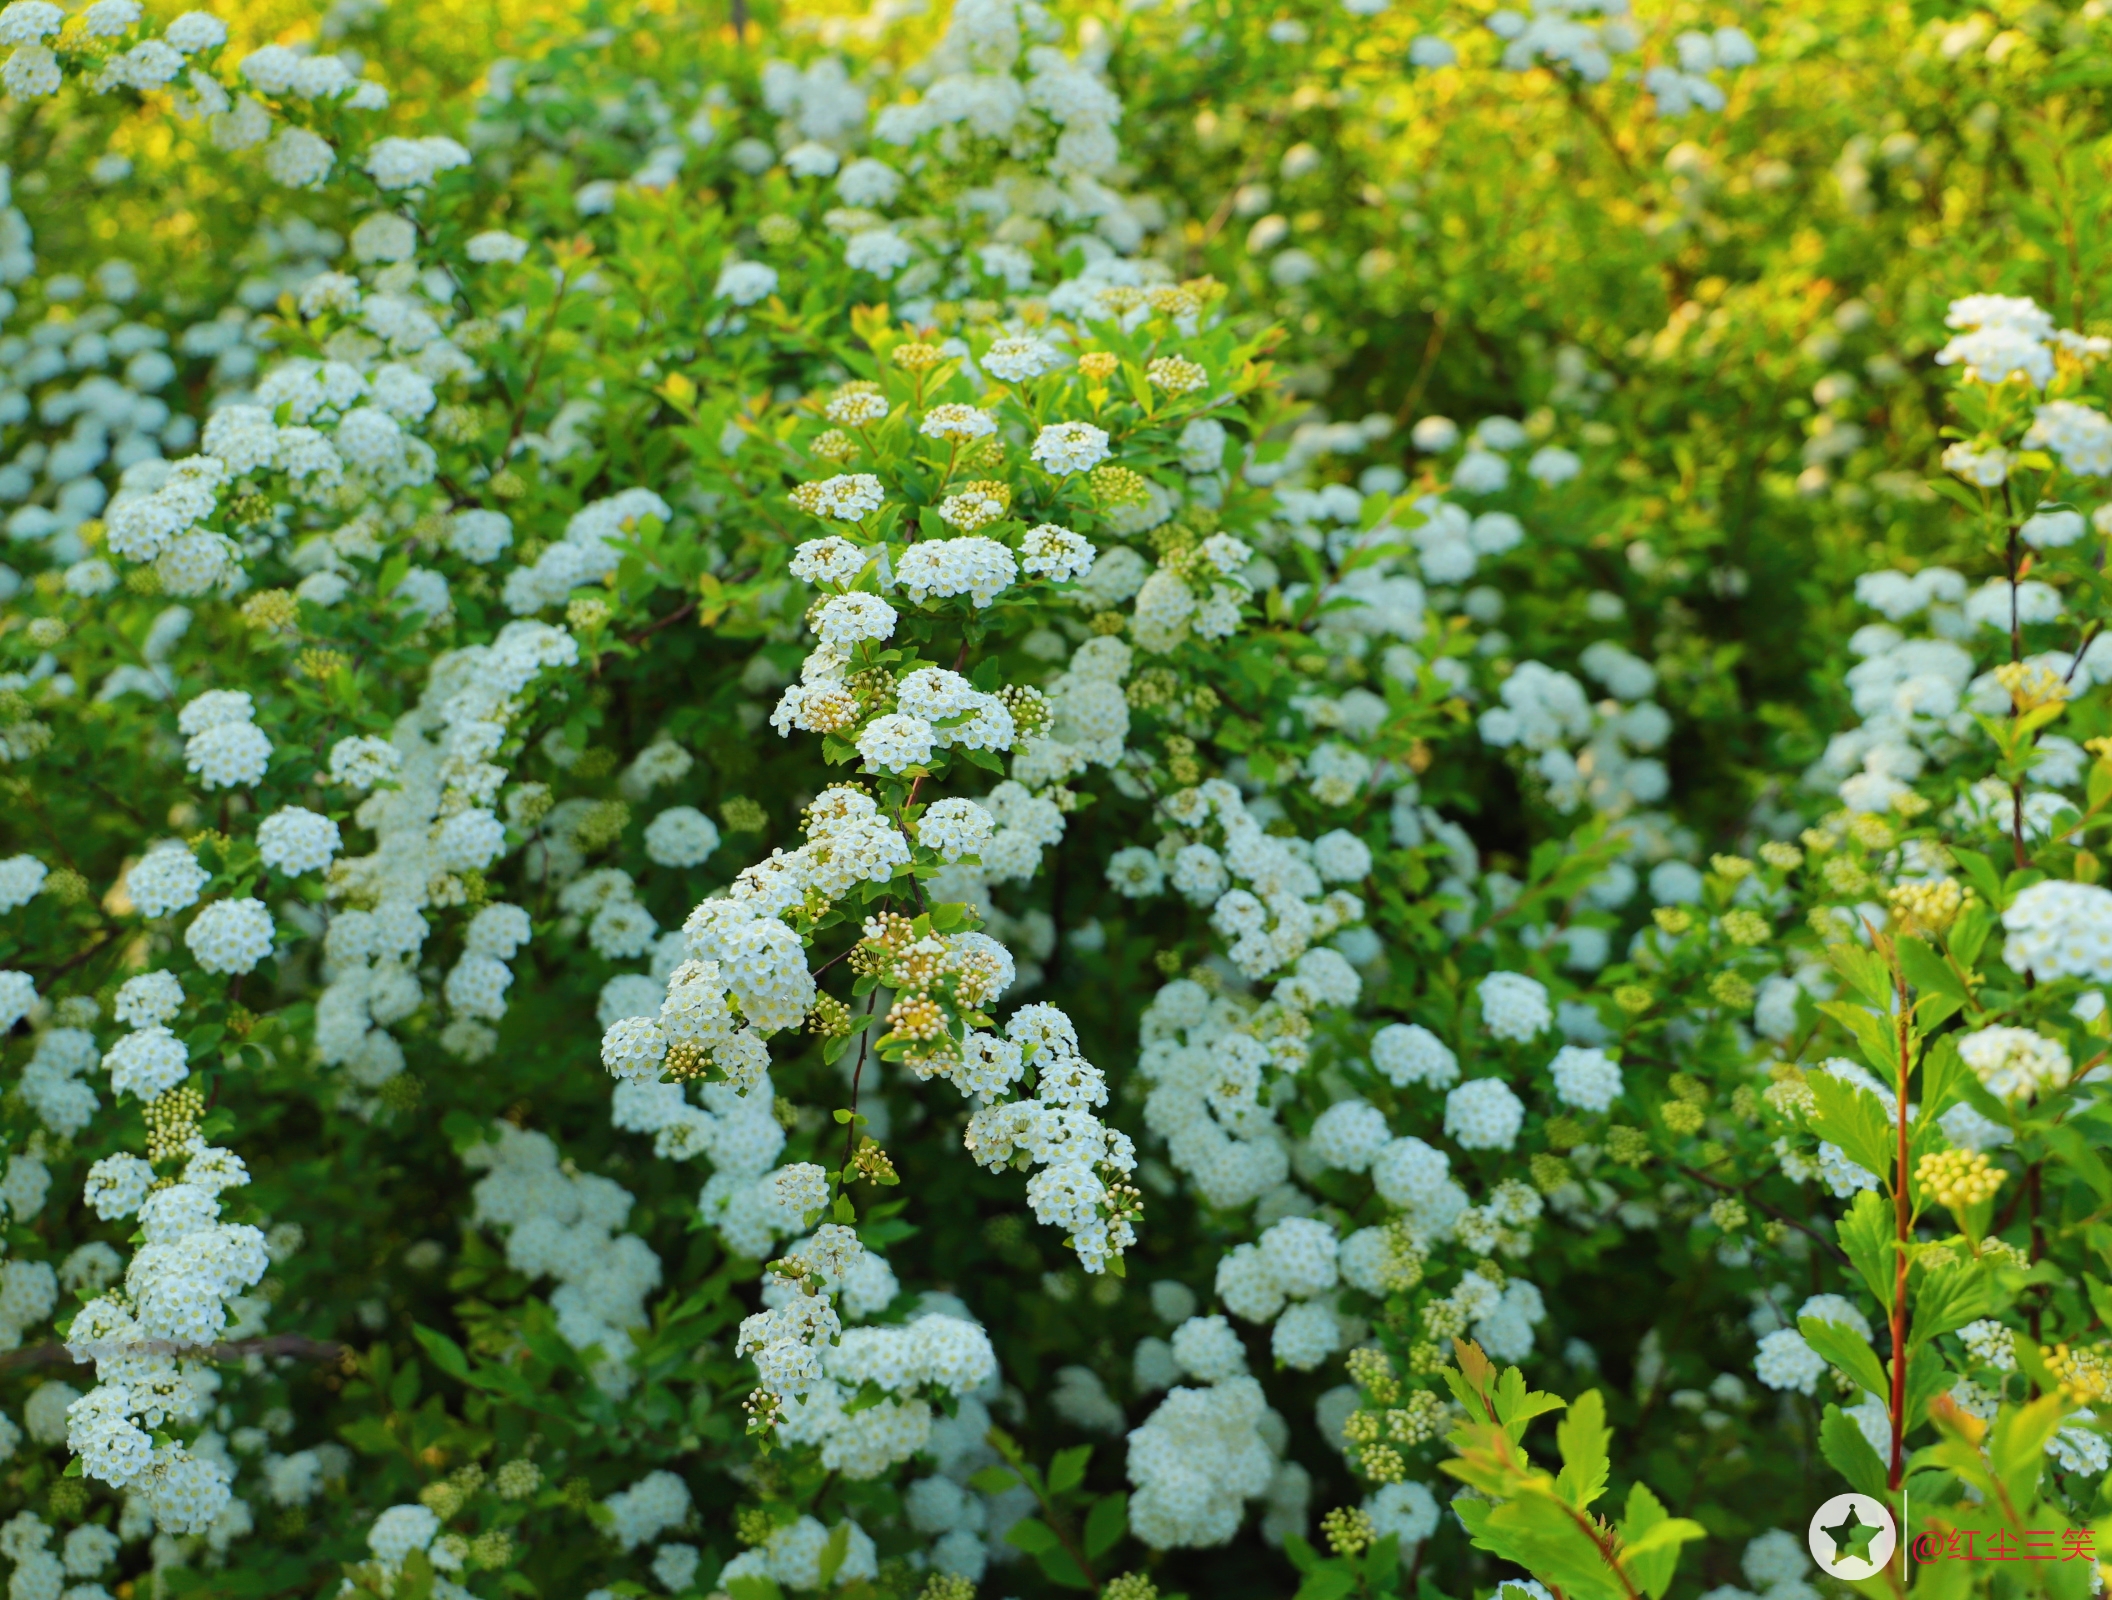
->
[1808,1493,1898,1579]
[1819,1503,1883,1564]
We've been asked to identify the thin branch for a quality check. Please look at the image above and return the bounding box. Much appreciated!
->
[7,1333,349,1372]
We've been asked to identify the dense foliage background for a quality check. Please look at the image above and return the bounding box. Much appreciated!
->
[6,1,2112,1598]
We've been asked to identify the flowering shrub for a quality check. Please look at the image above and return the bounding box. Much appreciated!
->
[8,0,2112,1598]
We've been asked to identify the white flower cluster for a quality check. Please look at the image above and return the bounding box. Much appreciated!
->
[1215,1219,1352,1370]
[1641,24,1757,115]
[0,984,59,1356]
[1013,633,1133,783]
[1126,789,1369,1223]
[602,794,913,1089]
[316,621,574,1077]
[503,487,670,614]
[770,1299,1000,1480]
[1956,1025,2072,1104]
[346,1504,455,1597]
[773,623,1026,779]
[1479,653,1670,815]
[955,1003,1138,1270]
[1137,979,1296,1209]
[1936,295,2112,486]
[1126,1375,1284,1549]
[464,1124,664,1396]
[868,11,1149,251]
[1753,1294,1873,1395]
[1160,779,1368,979]
[716,1513,879,1592]
[2003,880,2112,986]
[66,1100,266,1535]
[177,687,270,788]
[1812,536,2108,837]
[1129,532,1251,654]
[19,1021,100,1138]
[1446,1267,1548,1361]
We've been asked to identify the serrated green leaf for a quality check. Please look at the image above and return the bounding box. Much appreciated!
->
[1491,1364,1567,1440]
[1800,1315,1889,1400]
[1617,1482,1694,1600]
[1992,1394,2065,1511]
[1554,1388,1611,1509]
[1804,1068,1897,1182]
[1283,1533,1321,1574]
[1821,1402,1893,1500]
[1828,942,1897,1011]
[1915,1036,1968,1134]
[1898,935,1965,1008]
[1904,1341,1951,1434]
[1468,1493,1626,1600]
[1838,1188,1897,1306]
[1912,1263,1996,1348]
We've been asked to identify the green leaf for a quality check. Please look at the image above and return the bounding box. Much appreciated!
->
[1950,900,1995,968]
[441,1110,491,1153]
[1292,1572,1357,1600]
[1828,942,1896,1011]
[1815,1000,1903,1089]
[1804,1068,1897,1183]
[1914,1036,1968,1133]
[2042,1123,2112,1203]
[1468,1494,1627,1600]
[1617,1485,1706,1600]
[1904,1342,1952,1435]
[1799,1315,1889,1401]
[1820,1402,1893,1500]
[1032,1544,1095,1591]
[1927,474,1988,514]
[1898,935,1967,1022]
[816,1522,851,1589]
[1047,1444,1091,1497]
[1004,1518,1060,1557]
[1838,1189,1897,1307]
[1990,1394,2065,1511]
[1951,848,2008,913]
[1911,1263,1995,1348]
[1083,1493,1127,1559]
[1363,1533,1402,1585]
[411,1324,471,1383]
[968,1465,1019,1495]
[1554,1388,1611,1509]
[2086,1273,2112,1332]
[1490,1364,1568,1439]
[1616,1482,1679,1600]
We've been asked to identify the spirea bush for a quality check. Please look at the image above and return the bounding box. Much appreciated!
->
[7,0,2112,1597]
